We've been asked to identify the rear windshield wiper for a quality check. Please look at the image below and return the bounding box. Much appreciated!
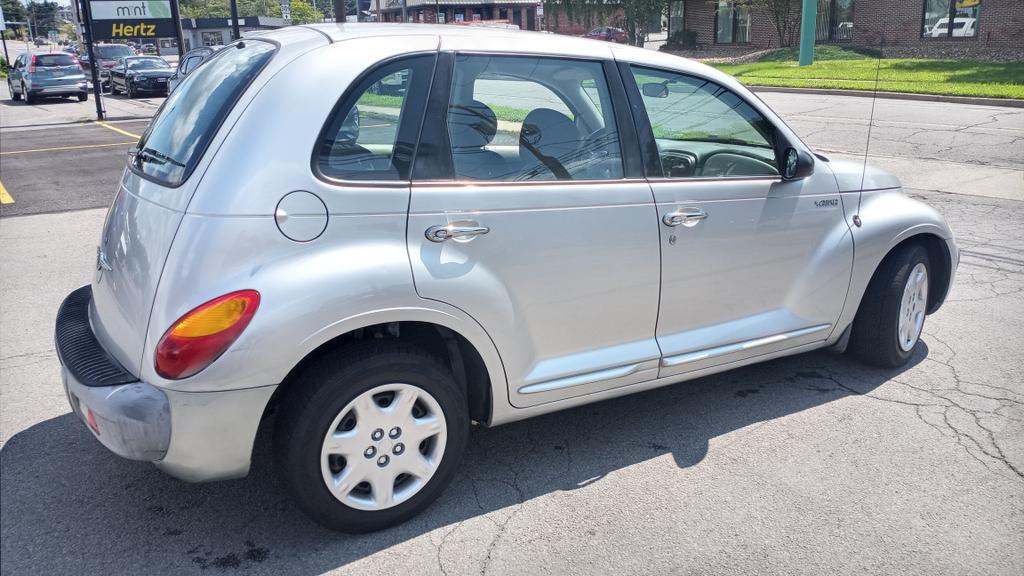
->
[135,146,186,168]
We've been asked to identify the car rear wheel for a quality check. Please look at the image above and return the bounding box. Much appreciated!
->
[274,343,468,532]
[9,80,21,101]
[78,91,88,102]
[849,243,931,368]
[23,84,35,105]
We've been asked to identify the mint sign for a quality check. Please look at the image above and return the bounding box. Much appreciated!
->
[89,1,177,41]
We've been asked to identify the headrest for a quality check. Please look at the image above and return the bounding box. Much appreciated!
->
[448,100,498,148]
[518,108,578,161]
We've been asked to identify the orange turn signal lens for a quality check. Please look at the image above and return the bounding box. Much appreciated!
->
[155,290,260,380]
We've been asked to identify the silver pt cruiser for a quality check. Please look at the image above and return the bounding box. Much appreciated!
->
[55,24,958,532]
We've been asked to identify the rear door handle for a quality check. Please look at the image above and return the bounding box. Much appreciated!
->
[663,207,708,227]
[425,223,490,242]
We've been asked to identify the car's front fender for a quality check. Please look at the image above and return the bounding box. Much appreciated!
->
[834,188,958,334]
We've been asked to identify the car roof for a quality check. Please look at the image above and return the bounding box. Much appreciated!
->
[258,23,740,94]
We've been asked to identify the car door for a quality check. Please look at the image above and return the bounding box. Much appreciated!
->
[407,53,661,409]
[11,55,24,87]
[623,64,853,378]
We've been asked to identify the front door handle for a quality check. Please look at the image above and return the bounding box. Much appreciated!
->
[425,223,490,243]
[663,207,708,227]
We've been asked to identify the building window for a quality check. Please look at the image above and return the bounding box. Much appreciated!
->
[923,0,980,38]
[715,1,751,44]
[817,0,854,41]
[201,31,224,47]
[668,1,685,38]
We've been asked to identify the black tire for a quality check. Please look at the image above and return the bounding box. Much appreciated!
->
[78,91,88,102]
[23,84,35,105]
[274,342,468,532]
[126,81,134,99]
[10,81,21,101]
[849,243,931,368]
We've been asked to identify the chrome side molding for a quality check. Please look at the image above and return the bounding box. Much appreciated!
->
[518,363,644,395]
[661,324,832,368]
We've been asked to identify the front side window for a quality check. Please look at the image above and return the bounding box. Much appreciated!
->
[631,66,778,179]
[923,0,980,38]
[132,40,276,187]
[716,1,751,44]
[446,55,623,181]
[317,55,434,181]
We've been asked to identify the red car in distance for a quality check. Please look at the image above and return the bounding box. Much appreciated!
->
[585,26,629,43]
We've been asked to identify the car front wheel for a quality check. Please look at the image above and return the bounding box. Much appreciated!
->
[850,243,931,368]
[274,343,468,532]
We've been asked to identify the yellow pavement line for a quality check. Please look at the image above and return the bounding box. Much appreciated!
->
[0,181,13,204]
[1,141,138,156]
[95,121,142,139]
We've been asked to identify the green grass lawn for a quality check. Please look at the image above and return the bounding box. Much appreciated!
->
[711,48,1024,100]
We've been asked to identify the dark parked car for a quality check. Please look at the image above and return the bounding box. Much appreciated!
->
[7,52,88,104]
[80,43,136,87]
[585,26,629,43]
[167,45,222,92]
[109,56,174,97]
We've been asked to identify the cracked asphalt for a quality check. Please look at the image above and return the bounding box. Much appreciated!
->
[2,94,1023,574]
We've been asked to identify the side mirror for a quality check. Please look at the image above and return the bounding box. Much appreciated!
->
[782,147,815,180]
[642,82,669,98]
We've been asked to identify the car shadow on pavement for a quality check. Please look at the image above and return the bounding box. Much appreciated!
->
[0,346,926,574]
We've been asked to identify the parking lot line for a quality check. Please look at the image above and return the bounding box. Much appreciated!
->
[0,181,14,204]
[1,142,137,156]
[95,121,142,139]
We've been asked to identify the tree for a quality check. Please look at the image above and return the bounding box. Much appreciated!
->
[26,1,60,37]
[0,0,29,39]
[180,0,282,19]
[544,1,667,47]
[288,0,322,24]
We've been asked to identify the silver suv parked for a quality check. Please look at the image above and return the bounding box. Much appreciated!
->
[55,24,957,532]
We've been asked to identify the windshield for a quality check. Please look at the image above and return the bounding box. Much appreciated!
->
[128,58,170,70]
[35,54,78,67]
[132,41,276,187]
[95,45,134,59]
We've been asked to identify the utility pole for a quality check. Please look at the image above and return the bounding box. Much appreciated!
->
[230,0,241,40]
[169,0,184,57]
[78,0,105,120]
[334,0,345,22]
[798,0,817,66]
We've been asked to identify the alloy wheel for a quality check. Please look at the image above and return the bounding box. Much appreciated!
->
[897,262,928,352]
[320,383,447,511]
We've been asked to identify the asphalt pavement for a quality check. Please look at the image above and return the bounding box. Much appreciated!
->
[0,80,1022,575]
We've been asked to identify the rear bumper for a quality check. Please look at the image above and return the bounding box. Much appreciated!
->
[56,286,277,482]
[27,80,87,95]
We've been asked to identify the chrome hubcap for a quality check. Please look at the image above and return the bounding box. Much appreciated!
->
[320,383,447,511]
[897,262,928,352]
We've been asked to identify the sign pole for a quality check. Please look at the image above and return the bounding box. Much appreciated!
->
[229,0,240,41]
[79,0,105,120]
[169,0,184,57]
[798,0,817,67]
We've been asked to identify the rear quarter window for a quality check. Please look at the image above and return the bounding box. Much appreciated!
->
[131,41,276,187]
[35,54,78,67]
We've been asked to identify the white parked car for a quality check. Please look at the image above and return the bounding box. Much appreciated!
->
[55,24,957,532]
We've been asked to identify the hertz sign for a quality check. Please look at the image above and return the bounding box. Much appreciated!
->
[89,1,177,41]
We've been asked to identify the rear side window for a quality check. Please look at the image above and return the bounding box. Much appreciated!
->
[316,54,435,182]
[132,41,275,187]
[447,55,623,181]
[35,54,78,67]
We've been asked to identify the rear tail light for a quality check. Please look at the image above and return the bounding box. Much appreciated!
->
[155,290,260,379]
[27,55,36,73]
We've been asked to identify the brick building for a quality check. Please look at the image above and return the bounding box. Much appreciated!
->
[664,0,1022,59]
[376,0,543,30]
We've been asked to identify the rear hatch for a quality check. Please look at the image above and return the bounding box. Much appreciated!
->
[31,53,84,81]
[89,40,278,376]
